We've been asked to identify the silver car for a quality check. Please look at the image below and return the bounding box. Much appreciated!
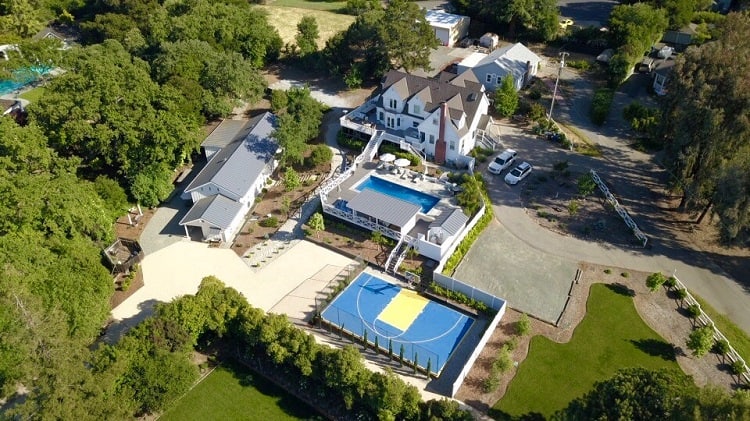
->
[504,162,533,185]
[488,149,517,174]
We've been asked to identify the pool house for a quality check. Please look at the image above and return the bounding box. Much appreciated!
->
[319,137,473,273]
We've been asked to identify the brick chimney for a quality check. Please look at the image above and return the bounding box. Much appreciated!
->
[435,102,448,164]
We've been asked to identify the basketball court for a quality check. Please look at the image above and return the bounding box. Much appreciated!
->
[321,272,474,375]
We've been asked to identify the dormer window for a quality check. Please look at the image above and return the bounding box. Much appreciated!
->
[486,74,493,83]
[413,104,421,114]
[389,99,397,109]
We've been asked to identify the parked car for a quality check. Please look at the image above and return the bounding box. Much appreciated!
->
[559,18,574,29]
[488,149,517,174]
[504,162,533,185]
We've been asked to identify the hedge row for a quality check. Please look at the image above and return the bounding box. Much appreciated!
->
[442,195,494,276]
[428,282,494,316]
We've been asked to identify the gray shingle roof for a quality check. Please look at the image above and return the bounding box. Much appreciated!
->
[429,208,468,235]
[381,70,485,132]
[185,112,277,200]
[179,194,244,230]
[347,189,421,227]
[475,42,541,80]
[201,119,252,149]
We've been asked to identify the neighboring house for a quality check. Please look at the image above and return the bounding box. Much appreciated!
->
[33,25,75,50]
[0,99,21,116]
[456,42,542,92]
[340,69,491,166]
[662,25,697,48]
[652,58,675,95]
[180,112,278,243]
[424,10,470,47]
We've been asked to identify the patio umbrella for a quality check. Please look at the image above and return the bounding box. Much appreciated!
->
[380,153,396,162]
[394,158,411,168]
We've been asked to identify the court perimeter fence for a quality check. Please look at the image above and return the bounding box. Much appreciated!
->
[321,305,443,375]
[433,273,508,397]
[311,258,367,322]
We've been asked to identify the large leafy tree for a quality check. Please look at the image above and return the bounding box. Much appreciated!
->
[607,3,668,85]
[295,16,319,57]
[659,13,750,240]
[273,86,326,167]
[379,0,438,72]
[153,39,266,120]
[28,40,200,206]
[559,368,696,420]
[324,0,439,82]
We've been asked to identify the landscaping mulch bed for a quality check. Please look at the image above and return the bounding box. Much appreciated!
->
[455,265,739,415]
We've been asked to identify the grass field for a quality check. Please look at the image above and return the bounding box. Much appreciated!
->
[693,293,750,362]
[269,0,347,11]
[492,283,681,418]
[18,86,46,103]
[161,361,318,420]
[257,5,354,49]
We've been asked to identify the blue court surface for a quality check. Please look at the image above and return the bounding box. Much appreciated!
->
[321,272,474,374]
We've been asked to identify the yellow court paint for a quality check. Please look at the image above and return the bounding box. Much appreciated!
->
[377,289,429,331]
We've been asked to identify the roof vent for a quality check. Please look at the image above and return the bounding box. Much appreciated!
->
[468,93,477,101]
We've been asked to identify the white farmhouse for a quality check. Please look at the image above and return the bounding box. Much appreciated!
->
[180,112,278,243]
[456,42,542,92]
[341,69,492,167]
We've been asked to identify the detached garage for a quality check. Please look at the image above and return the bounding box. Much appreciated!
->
[424,10,470,47]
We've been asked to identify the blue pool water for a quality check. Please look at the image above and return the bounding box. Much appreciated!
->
[355,175,439,213]
[0,66,52,95]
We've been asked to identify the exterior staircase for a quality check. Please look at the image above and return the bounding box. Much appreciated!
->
[385,237,410,274]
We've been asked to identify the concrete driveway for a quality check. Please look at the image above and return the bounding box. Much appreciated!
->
[107,240,356,341]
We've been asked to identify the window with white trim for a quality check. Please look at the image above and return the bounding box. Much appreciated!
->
[449,141,456,150]
[413,105,421,114]
[429,134,435,144]
[389,99,397,108]
[486,74,493,83]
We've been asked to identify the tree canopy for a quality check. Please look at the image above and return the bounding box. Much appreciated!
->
[659,13,750,241]
[323,0,439,83]
[450,0,559,41]
[27,40,201,206]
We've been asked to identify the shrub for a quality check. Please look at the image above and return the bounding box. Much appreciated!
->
[646,272,667,292]
[590,88,614,125]
[260,216,279,228]
[528,89,542,100]
[730,360,747,376]
[337,131,365,151]
[527,102,546,121]
[552,160,569,172]
[516,314,531,336]
[269,89,288,112]
[686,304,702,319]
[664,276,677,289]
[577,173,597,196]
[283,168,301,191]
[604,268,612,274]
[620,272,629,278]
[568,200,580,216]
[567,59,591,71]
[676,288,688,300]
[307,144,333,168]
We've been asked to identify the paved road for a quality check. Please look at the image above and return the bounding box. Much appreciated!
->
[478,61,750,333]
[557,0,619,28]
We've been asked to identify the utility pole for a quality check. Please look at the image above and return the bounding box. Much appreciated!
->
[548,51,569,122]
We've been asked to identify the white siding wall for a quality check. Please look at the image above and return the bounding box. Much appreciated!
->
[451,17,470,47]
[221,203,249,242]
[434,27,450,46]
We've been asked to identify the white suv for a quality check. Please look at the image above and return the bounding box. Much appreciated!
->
[488,149,518,174]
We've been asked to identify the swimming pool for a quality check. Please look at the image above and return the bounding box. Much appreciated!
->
[355,175,439,213]
[0,66,51,95]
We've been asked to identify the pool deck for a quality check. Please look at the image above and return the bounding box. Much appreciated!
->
[330,161,461,222]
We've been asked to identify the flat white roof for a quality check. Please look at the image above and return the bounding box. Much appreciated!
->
[425,10,467,29]
[458,52,488,68]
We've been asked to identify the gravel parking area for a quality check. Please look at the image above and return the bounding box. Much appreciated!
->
[452,219,577,324]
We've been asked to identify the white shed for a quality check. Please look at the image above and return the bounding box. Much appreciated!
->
[479,33,500,50]
[424,10,470,47]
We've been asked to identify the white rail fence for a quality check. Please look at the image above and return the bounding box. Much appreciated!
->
[672,275,750,385]
[590,169,648,248]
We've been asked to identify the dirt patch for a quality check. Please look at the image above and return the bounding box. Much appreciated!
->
[109,269,144,310]
[521,168,640,247]
[456,265,739,415]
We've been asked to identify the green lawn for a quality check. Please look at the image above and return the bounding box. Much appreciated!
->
[492,283,681,418]
[692,293,750,362]
[161,361,319,420]
[270,0,346,11]
[258,5,354,49]
[18,86,46,103]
